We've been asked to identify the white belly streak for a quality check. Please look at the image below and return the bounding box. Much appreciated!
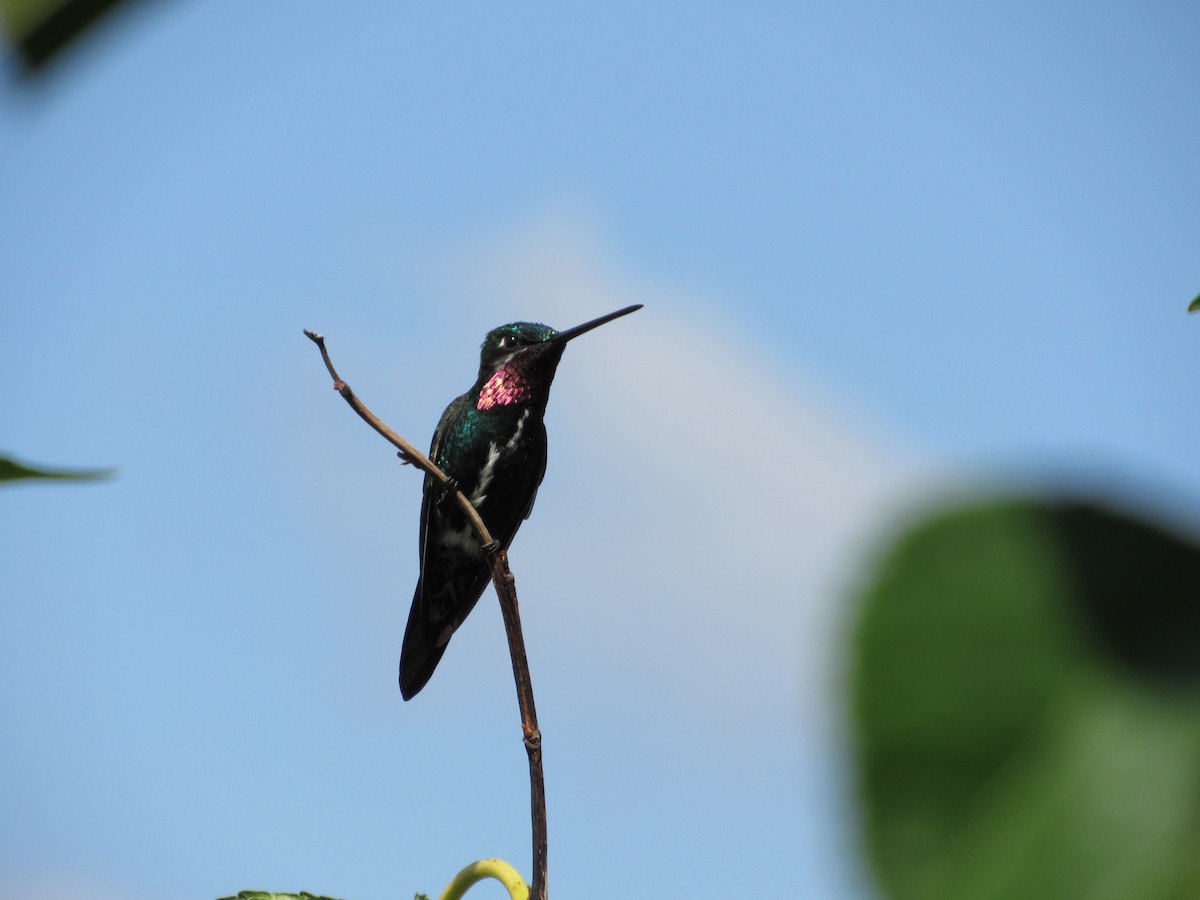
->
[505,408,531,451]
[470,442,501,506]
[438,523,480,554]
[470,409,530,507]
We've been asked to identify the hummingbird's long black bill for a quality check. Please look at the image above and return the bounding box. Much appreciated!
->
[550,304,643,344]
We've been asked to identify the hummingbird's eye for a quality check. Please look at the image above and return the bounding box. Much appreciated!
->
[499,334,520,350]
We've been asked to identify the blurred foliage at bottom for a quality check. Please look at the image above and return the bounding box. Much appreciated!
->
[850,498,1200,900]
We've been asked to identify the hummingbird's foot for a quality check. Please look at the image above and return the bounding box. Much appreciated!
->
[397,449,416,466]
[435,477,461,508]
[480,539,501,555]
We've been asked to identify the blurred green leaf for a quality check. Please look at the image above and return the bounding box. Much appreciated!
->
[1189,294,1200,313]
[0,0,136,73]
[851,498,1200,900]
[215,892,345,900]
[0,454,113,483]
[0,0,56,37]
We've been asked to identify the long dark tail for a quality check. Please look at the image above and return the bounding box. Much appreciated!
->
[399,579,447,700]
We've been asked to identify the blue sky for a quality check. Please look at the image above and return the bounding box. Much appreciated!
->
[2,3,1198,899]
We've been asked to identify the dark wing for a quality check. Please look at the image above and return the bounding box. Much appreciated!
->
[518,417,548,524]
[400,395,493,699]
[399,546,492,699]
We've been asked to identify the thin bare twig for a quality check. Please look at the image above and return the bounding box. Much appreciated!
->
[304,328,548,900]
[489,551,546,896]
[302,329,493,544]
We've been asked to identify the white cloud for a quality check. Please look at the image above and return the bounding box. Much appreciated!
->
[441,206,939,737]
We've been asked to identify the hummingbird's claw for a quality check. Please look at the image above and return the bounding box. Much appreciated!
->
[435,476,461,508]
[480,539,501,555]
[397,449,416,466]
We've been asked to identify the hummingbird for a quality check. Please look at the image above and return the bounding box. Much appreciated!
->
[399,303,643,699]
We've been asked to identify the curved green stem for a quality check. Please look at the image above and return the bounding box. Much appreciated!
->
[439,858,530,900]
